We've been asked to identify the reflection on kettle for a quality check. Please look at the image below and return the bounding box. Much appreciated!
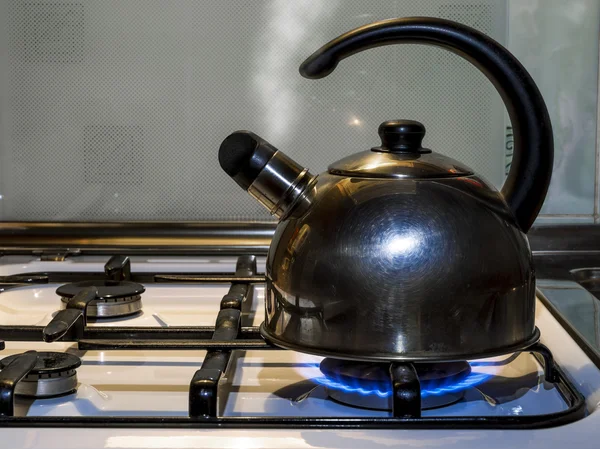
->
[385,232,421,257]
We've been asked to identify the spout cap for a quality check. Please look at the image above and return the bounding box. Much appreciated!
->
[219,131,277,190]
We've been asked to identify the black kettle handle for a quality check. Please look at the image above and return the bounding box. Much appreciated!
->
[300,17,553,233]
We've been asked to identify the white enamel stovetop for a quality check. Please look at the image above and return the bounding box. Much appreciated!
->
[0,255,599,449]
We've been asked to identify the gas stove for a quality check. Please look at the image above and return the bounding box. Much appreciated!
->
[0,252,599,449]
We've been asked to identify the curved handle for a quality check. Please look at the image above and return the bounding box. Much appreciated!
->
[300,17,553,233]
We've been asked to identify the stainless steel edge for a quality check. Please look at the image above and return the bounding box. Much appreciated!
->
[0,222,277,255]
[529,224,600,254]
[16,373,78,398]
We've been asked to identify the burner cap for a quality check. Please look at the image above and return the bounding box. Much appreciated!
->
[57,280,145,299]
[319,358,473,410]
[56,280,145,318]
[0,352,81,398]
[0,351,81,374]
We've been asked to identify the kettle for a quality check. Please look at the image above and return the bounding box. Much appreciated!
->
[218,18,553,362]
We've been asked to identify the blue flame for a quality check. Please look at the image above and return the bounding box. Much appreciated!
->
[314,367,492,399]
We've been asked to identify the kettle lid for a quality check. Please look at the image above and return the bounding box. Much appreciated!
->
[328,120,473,179]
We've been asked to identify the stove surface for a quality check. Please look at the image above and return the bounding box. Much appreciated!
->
[0,255,599,449]
[0,255,264,328]
[0,342,570,419]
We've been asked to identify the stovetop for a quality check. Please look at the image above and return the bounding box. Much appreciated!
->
[0,254,599,449]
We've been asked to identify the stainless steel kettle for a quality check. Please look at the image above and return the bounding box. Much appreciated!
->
[218,18,553,362]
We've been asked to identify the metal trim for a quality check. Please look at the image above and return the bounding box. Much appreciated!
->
[0,222,277,255]
[15,372,78,398]
[529,225,600,254]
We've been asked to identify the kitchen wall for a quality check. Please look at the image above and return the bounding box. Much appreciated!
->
[0,0,508,221]
[509,0,600,225]
[0,0,598,224]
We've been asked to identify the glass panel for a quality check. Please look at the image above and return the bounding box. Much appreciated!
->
[0,0,507,221]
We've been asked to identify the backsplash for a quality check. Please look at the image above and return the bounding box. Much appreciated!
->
[0,0,598,224]
[508,0,600,224]
[0,0,508,221]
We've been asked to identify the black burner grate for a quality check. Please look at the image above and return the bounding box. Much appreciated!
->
[0,255,587,428]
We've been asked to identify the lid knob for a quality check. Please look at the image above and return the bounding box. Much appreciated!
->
[376,120,427,153]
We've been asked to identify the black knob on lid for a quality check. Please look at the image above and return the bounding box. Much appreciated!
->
[376,120,427,153]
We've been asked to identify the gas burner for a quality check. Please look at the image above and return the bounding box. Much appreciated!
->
[318,358,487,410]
[57,280,145,318]
[55,255,145,319]
[0,352,81,398]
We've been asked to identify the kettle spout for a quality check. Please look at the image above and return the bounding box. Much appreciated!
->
[219,131,315,219]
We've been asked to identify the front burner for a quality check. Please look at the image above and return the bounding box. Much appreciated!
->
[319,358,477,410]
[56,280,145,318]
[0,352,81,398]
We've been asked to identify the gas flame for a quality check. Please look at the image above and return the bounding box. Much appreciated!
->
[313,366,492,399]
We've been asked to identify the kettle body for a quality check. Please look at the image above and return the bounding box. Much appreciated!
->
[218,17,552,361]
[263,172,536,361]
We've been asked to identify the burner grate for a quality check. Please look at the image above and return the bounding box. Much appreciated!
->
[188,255,257,418]
[0,255,587,428]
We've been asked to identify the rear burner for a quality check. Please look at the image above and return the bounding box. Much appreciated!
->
[319,358,479,410]
[55,255,145,319]
[0,352,81,398]
[57,280,144,318]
